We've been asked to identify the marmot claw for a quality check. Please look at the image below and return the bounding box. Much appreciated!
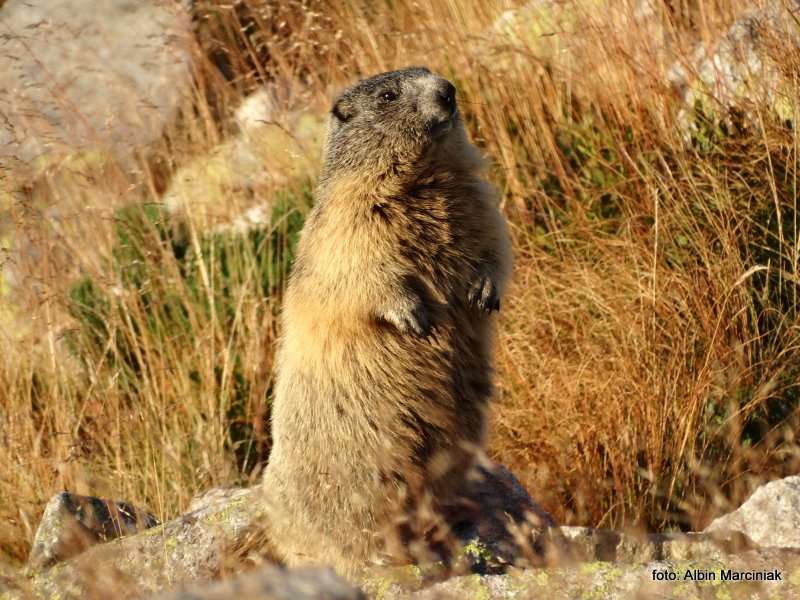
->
[384,302,431,337]
[468,275,500,313]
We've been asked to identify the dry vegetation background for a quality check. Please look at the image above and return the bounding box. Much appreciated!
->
[2,0,800,568]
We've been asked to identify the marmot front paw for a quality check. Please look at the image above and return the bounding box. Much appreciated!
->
[468,275,500,313]
[382,300,431,337]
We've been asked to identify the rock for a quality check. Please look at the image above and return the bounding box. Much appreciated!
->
[25,486,266,598]
[162,87,324,233]
[19,464,554,597]
[153,565,365,600]
[669,1,800,133]
[0,0,192,170]
[659,530,752,561]
[16,476,800,599]
[705,475,800,549]
[478,0,665,72]
[448,458,556,569]
[461,460,556,530]
[363,548,800,599]
[188,487,250,514]
[545,527,635,563]
[0,0,193,342]
[27,492,159,570]
[543,526,753,564]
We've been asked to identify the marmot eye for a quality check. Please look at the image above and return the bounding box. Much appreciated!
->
[381,90,398,102]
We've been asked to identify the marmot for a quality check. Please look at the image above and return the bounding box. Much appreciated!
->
[262,67,513,575]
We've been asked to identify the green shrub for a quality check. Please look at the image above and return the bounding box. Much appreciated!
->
[67,184,310,473]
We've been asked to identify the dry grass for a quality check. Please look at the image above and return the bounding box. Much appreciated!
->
[2,0,800,568]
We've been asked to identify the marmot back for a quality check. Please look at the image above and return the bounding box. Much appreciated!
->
[262,67,513,576]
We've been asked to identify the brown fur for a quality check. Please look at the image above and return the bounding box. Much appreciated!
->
[261,68,512,576]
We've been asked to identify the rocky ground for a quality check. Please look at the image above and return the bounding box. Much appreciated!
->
[3,476,800,599]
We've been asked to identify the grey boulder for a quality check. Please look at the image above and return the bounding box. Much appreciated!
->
[27,491,158,570]
[0,0,192,170]
[152,565,364,600]
[705,475,800,550]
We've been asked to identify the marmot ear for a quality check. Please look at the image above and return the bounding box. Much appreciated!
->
[332,97,356,123]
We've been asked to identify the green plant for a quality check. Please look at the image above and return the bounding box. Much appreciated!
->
[67,186,309,474]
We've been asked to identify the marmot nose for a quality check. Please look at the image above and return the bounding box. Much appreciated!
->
[436,81,456,116]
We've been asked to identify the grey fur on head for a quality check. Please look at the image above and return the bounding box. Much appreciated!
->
[322,67,459,178]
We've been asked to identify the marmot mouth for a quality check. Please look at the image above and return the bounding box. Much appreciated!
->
[429,113,456,138]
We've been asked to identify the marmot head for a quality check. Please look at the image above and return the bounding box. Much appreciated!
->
[321,67,464,181]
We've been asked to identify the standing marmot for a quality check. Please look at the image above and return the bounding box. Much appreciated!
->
[262,67,513,575]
